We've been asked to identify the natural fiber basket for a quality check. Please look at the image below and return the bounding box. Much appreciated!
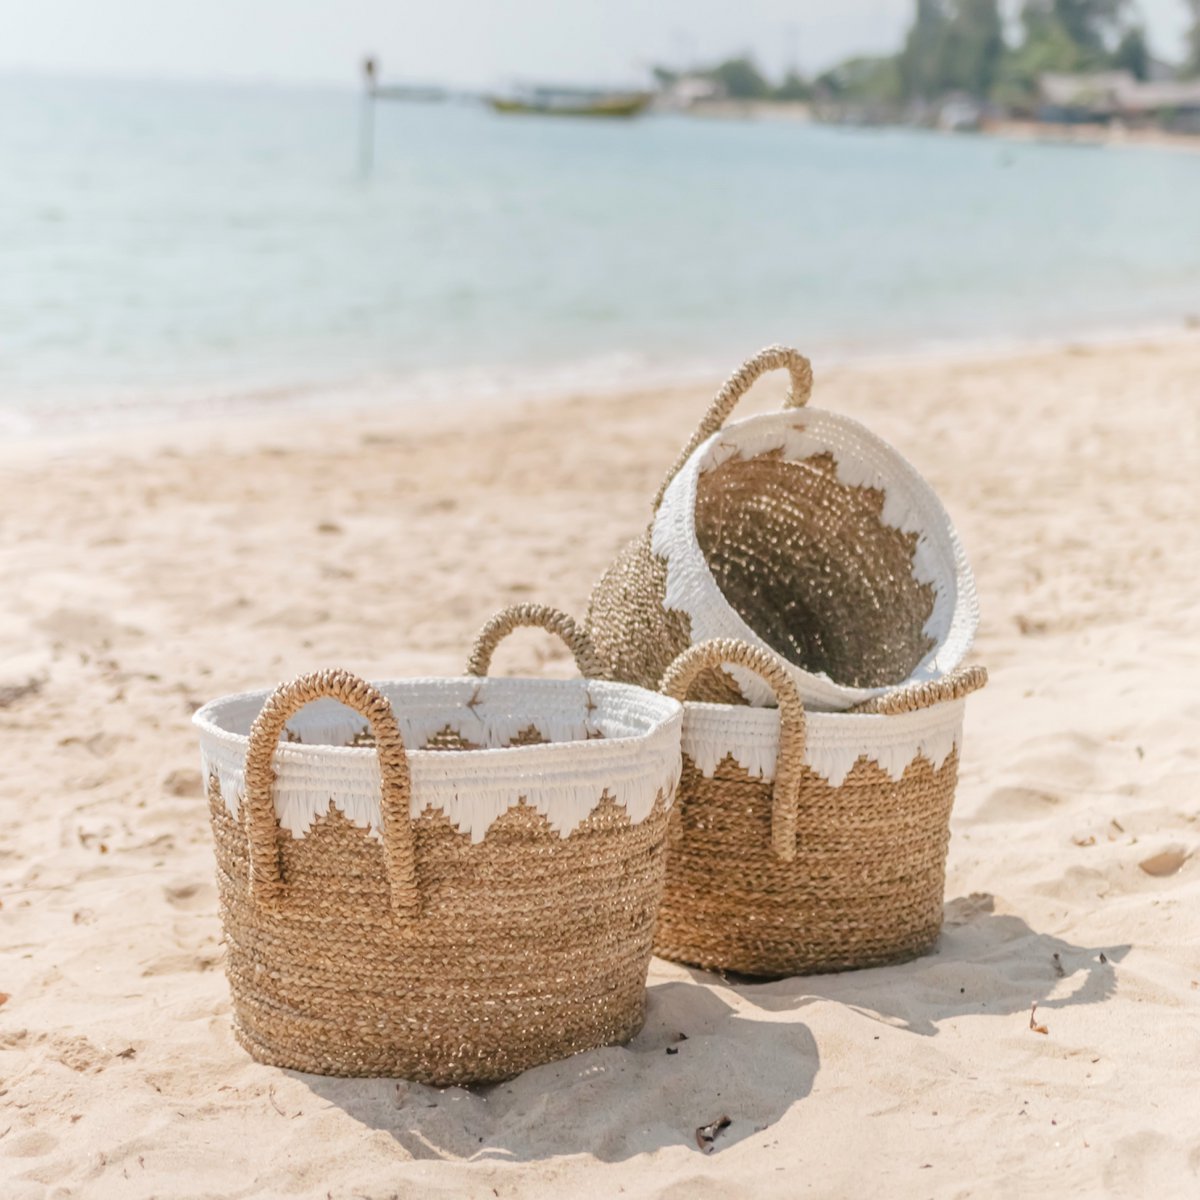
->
[585,345,979,711]
[194,647,681,1083]
[657,638,986,976]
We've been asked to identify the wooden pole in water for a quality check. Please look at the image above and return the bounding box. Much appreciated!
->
[360,56,377,176]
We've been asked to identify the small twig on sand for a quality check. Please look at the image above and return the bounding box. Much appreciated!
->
[1029,1001,1049,1035]
[696,1114,732,1153]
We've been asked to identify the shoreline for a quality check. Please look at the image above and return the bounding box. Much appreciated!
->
[678,98,1200,155]
[982,117,1200,154]
[6,320,1199,462]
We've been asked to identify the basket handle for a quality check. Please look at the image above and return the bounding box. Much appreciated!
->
[849,664,988,714]
[243,669,418,916]
[652,345,814,510]
[466,603,602,679]
[661,639,806,862]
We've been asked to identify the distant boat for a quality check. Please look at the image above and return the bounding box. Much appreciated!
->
[487,87,652,118]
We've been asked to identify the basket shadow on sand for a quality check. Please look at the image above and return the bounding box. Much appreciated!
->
[289,896,1123,1161]
[701,892,1128,1038]
[294,983,819,1162]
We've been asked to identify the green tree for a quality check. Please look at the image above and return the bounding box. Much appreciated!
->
[708,56,770,99]
[940,0,1004,96]
[991,1,1107,108]
[1047,0,1129,54]
[772,70,813,101]
[899,0,951,99]
[816,56,904,104]
[898,0,1004,100]
[1185,1,1200,77]
[1111,25,1149,80]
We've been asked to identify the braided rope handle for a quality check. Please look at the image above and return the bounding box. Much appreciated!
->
[850,664,988,715]
[652,345,814,510]
[661,639,807,862]
[243,669,418,915]
[466,603,602,679]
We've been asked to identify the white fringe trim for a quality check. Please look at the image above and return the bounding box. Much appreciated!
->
[194,678,682,844]
[680,696,967,788]
[652,409,979,711]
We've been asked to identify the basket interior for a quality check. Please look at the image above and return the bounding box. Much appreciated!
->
[202,678,673,754]
[693,450,936,689]
[316,721,580,752]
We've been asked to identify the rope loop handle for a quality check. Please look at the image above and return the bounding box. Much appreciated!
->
[652,345,814,510]
[243,669,418,916]
[849,664,988,715]
[661,639,806,862]
[467,604,602,679]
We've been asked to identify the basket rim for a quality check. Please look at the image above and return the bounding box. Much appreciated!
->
[193,674,682,762]
[655,407,979,710]
[194,675,684,843]
[680,690,969,789]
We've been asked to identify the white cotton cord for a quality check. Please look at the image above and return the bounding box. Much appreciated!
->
[680,696,967,788]
[652,408,979,710]
[195,677,682,844]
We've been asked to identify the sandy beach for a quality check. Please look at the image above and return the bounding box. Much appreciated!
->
[2,334,1199,1199]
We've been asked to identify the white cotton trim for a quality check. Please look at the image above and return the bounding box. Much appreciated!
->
[680,696,967,788]
[651,409,979,711]
[194,678,682,844]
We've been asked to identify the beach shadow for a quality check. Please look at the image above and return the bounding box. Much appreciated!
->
[690,892,1129,1038]
[295,980,819,1163]
[290,894,1117,1157]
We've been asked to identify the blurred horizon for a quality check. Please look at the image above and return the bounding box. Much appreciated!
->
[1,0,1193,91]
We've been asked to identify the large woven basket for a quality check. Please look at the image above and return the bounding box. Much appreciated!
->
[194,647,681,1083]
[657,638,986,976]
[586,345,979,711]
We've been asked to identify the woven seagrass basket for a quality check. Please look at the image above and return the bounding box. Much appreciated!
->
[656,638,986,975]
[585,345,979,711]
[194,638,680,1083]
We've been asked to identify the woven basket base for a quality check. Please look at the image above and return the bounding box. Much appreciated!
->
[210,787,667,1084]
[654,750,958,977]
[228,1003,648,1083]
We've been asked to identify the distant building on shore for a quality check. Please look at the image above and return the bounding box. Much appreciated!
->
[1038,71,1200,132]
[656,75,724,111]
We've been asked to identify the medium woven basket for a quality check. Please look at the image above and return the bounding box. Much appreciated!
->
[195,641,680,1083]
[657,638,987,976]
[585,345,979,711]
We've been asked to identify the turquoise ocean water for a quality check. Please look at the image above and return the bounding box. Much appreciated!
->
[3,74,1200,432]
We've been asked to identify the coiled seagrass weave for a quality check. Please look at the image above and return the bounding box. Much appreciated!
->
[196,657,681,1083]
[585,345,979,711]
[466,602,604,680]
[657,639,987,976]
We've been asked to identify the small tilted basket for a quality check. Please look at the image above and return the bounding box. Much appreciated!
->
[657,639,986,976]
[585,346,979,711]
[194,625,681,1084]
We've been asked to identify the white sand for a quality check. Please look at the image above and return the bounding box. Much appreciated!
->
[1,336,1198,1198]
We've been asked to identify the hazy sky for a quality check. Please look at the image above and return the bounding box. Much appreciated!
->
[1,0,1193,90]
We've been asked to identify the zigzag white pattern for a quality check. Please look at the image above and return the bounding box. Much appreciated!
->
[651,408,979,710]
[195,678,682,844]
[680,696,967,788]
